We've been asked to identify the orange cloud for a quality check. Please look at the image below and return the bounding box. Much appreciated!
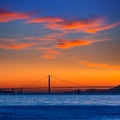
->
[1,8,119,34]
[21,33,65,41]
[55,38,108,49]
[41,49,60,59]
[0,42,35,50]
[85,21,120,33]
[46,17,120,33]
[0,9,31,22]
[43,33,65,40]
[56,40,91,49]
[26,17,63,23]
[80,61,120,69]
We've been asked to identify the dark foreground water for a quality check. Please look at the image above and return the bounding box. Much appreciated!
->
[0,95,120,120]
[0,106,120,120]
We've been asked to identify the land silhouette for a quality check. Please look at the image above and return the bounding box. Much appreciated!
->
[67,85,120,94]
[1,85,120,94]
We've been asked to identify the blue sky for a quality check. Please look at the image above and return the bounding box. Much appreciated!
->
[0,0,120,87]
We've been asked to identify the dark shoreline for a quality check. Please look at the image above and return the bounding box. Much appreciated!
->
[1,93,120,95]
[1,84,120,95]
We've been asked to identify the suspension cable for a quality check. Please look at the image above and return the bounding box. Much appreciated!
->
[51,75,87,86]
[22,76,48,88]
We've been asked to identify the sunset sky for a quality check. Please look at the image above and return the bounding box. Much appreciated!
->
[0,0,120,88]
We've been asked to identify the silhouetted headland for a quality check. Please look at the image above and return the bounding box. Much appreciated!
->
[72,85,120,94]
[62,85,120,95]
[1,85,120,95]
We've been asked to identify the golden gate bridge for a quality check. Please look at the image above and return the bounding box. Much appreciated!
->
[0,75,112,94]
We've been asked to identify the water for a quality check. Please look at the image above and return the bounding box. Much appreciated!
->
[0,95,120,120]
[0,95,120,106]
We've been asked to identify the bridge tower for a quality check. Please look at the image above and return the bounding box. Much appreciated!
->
[48,74,51,94]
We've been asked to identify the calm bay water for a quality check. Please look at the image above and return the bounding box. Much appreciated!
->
[0,95,120,120]
[0,95,120,106]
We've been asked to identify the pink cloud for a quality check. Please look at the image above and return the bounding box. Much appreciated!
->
[46,17,120,33]
[20,33,65,41]
[26,17,63,23]
[1,8,119,34]
[0,8,31,22]
[0,42,35,50]
[41,49,60,59]
[80,61,120,69]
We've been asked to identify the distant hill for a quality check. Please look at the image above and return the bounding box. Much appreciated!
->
[65,85,120,94]
[82,85,120,94]
[107,85,120,93]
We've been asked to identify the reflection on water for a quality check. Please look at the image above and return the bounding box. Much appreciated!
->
[0,95,120,106]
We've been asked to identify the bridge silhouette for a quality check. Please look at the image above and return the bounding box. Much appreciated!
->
[0,75,113,94]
